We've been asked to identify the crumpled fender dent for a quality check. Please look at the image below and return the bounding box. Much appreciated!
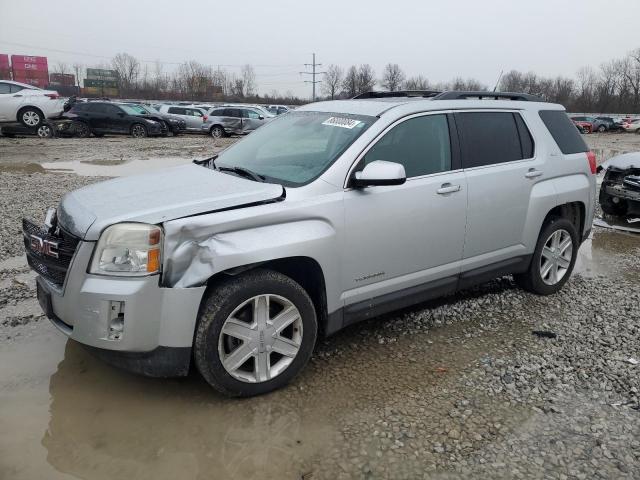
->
[162,216,336,288]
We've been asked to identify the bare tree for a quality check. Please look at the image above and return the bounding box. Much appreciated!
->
[356,64,376,94]
[241,64,256,97]
[381,63,405,91]
[404,75,430,90]
[72,63,83,87]
[112,52,141,93]
[53,62,69,75]
[322,64,343,99]
[342,65,358,97]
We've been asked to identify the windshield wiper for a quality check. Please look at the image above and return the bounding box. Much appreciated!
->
[217,165,266,182]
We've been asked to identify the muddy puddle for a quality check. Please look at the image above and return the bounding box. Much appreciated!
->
[575,227,640,281]
[40,157,200,176]
[0,303,530,480]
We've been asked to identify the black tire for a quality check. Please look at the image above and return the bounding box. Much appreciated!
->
[210,125,225,138]
[194,269,318,397]
[600,193,627,216]
[597,125,606,133]
[18,107,43,128]
[73,121,91,138]
[131,123,148,138]
[514,217,579,295]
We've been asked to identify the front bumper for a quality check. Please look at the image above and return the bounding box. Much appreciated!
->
[36,240,206,376]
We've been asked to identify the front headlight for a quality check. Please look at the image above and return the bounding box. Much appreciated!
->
[90,223,162,276]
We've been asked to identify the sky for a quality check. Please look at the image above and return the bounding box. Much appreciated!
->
[1,0,639,99]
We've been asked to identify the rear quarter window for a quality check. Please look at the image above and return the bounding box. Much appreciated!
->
[539,110,589,154]
[456,112,525,168]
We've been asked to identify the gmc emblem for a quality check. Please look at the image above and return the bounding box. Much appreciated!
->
[29,235,59,258]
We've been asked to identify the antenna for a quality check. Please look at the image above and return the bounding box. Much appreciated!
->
[493,70,504,92]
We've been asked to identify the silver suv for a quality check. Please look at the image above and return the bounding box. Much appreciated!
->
[24,91,596,397]
[202,105,273,138]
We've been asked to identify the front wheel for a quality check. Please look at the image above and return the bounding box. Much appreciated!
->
[131,123,148,138]
[210,125,224,138]
[514,218,579,295]
[72,121,91,138]
[37,124,53,138]
[194,269,318,397]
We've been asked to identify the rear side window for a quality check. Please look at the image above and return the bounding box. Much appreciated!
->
[514,114,534,159]
[456,112,524,168]
[168,107,185,115]
[539,110,589,154]
[210,109,224,116]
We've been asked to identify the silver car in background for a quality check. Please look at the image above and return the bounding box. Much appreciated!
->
[202,105,274,137]
[155,104,208,132]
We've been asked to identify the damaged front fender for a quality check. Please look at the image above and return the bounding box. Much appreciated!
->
[162,215,337,288]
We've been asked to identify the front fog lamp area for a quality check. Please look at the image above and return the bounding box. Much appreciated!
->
[90,223,162,276]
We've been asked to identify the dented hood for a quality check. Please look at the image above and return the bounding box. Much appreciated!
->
[58,163,284,240]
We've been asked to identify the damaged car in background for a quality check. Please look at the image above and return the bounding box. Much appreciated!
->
[598,152,640,217]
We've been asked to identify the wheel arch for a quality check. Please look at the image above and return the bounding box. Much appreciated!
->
[16,105,45,122]
[203,256,329,337]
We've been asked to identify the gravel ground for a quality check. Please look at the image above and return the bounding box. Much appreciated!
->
[0,132,639,479]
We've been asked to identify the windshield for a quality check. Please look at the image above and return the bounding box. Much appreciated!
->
[216,111,376,186]
[128,104,150,114]
[120,104,144,116]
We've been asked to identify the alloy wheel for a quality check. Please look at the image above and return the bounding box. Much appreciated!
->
[132,124,146,137]
[218,294,303,383]
[37,125,52,138]
[539,229,573,286]
[23,111,40,126]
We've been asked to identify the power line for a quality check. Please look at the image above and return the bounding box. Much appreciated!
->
[299,53,325,102]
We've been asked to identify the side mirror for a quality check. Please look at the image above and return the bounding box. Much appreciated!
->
[352,160,406,188]
[259,115,264,120]
[118,112,125,117]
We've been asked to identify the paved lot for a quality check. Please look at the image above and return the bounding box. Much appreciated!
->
[0,132,639,479]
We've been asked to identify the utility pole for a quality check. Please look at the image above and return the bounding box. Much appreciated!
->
[300,53,324,102]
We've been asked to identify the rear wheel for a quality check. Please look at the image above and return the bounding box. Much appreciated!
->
[514,218,578,295]
[194,269,317,397]
[18,107,43,128]
[597,125,606,133]
[131,123,148,138]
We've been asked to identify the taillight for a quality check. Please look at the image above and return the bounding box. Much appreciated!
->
[203,115,208,122]
[587,151,597,174]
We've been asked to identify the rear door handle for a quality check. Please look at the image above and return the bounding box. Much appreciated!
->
[525,169,543,179]
[437,183,461,195]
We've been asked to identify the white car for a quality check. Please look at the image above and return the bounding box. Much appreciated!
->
[622,119,640,133]
[0,80,70,127]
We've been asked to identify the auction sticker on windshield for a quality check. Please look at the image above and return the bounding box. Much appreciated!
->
[322,117,363,129]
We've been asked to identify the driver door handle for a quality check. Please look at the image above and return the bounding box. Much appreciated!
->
[13,94,22,97]
[525,169,543,179]
[437,183,461,195]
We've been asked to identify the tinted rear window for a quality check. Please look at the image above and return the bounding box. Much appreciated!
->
[456,112,523,168]
[539,110,589,154]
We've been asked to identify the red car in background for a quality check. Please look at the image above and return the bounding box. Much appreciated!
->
[571,119,592,134]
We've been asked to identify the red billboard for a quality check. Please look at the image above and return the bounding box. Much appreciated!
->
[0,54,9,80]
[11,55,48,66]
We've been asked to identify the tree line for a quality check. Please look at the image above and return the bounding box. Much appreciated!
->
[322,48,640,113]
[50,47,640,112]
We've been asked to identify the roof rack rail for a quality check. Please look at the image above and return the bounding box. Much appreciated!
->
[352,90,442,99]
[432,91,543,102]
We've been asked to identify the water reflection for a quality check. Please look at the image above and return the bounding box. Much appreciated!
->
[42,341,333,480]
[575,227,639,280]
